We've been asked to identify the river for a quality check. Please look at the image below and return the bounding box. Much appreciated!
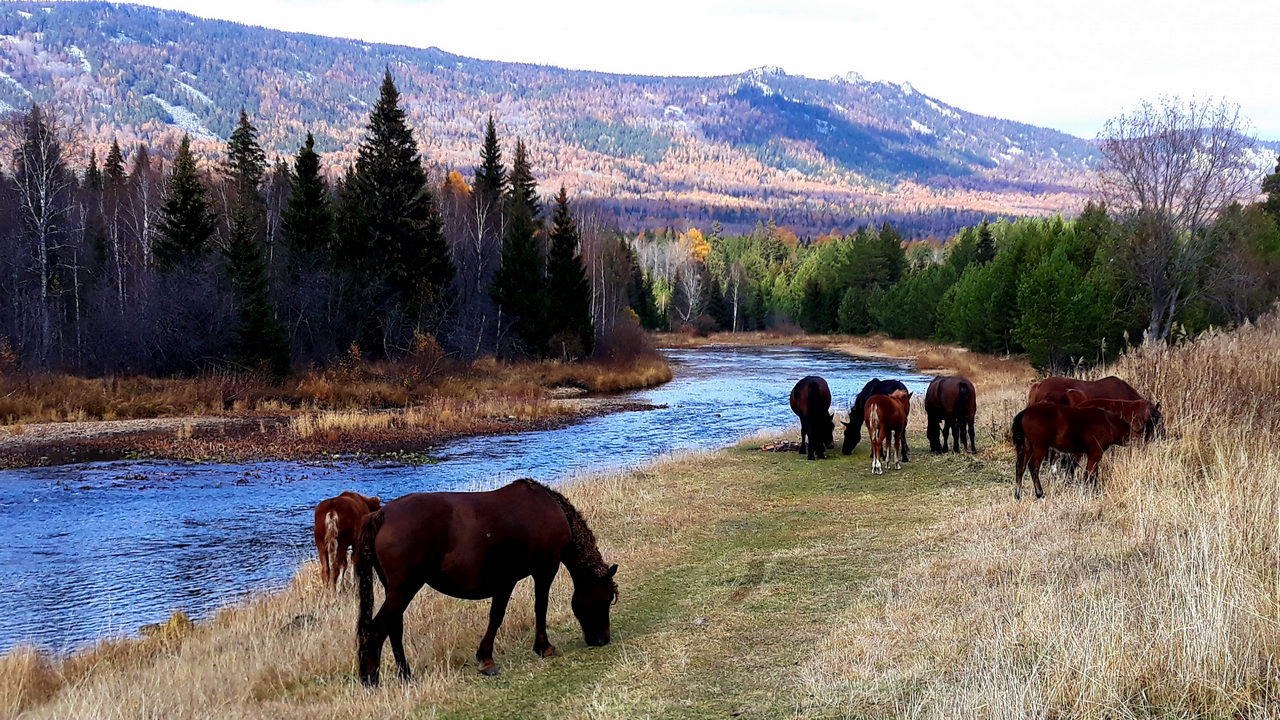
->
[0,345,932,653]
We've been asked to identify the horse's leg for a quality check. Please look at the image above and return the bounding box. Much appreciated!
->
[1085,450,1103,493]
[927,410,942,454]
[532,567,560,659]
[1015,437,1027,500]
[951,416,964,454]
[900,424,910,463]
[382,586,420,681]
[1029,446,1047,499]
[940,416,953,453]
[316,538,331,588]
[798,418,808,455]
[333,545,349,589]
[892,430,902,469]
[967,417,976,453]
[477,582,516,676]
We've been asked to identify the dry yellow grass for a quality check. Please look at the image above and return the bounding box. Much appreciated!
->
[801,311,1280,717]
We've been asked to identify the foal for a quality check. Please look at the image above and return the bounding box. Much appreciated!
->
[864,390,911,474]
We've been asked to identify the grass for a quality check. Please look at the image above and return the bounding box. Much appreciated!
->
[4,315,1277,718]
[0,354,672,428]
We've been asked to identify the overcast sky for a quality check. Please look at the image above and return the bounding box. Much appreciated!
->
[133,0,1280,139]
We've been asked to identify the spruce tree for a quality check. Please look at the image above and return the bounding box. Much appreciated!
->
[545,186,594,357]
[338,70,454,337]
[975,219,996,265]
[103,139,125,184]
[281,132,334,257]
[473,115,506,203]
[507,138,540,220]
[491,181,548,354]
[83,150,108,264]
[154,135,216,271]
[224,110,290,375]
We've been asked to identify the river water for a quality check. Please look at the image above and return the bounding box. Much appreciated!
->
[0,346,931,653]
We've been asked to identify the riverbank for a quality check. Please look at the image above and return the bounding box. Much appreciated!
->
[0,355,672,468]
[7,319,1276,718]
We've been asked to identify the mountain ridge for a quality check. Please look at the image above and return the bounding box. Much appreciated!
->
[0,1,1096,234]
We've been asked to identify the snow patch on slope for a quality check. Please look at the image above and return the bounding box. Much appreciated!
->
[909,119,933,135]
[0,71,31,97]
[67,45,92,73]
[174,81,214,107]
[146,94,217,140]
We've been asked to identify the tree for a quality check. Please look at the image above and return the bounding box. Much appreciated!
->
[490,138,547,354]
[507,138,540,221]
[1096,97,1258,342]
[10,105,77,367]
[337,70,454,349]
[544,186,594,358]
[473,115,507,203]
[224,111,289,375]
[975,219,996,264]
[103,139,125,184]
[281,132,333,256]
[1261,154,1280,226]
[154,135,216,271]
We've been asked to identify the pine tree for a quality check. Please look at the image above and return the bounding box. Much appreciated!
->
[473,115,506,203]
[281,132,333,256]
[103,139,125,184]
[83,150,108,264]
[507,138,540,220]
[338,70,454,337]
[154,135,216,271]
[545,186,594,357]
[224,111,289,375]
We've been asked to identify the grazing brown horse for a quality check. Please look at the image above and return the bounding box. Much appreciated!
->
[313,491,381,589]
[925,375,977,453]
[864,389,911,474]
[1027,376,1142,406]
[842,378,909,456]
[1011,403,1132,499]
[355,479,618,684]
[1064,389,1164,441]
[790,376,835,461]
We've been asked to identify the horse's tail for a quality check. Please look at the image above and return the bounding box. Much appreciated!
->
[805,379,821,418]
[957,381,972,420]
[355,509,385,639]
[323,510,341,585]
[1011,408,1026,453]
[869,403,882,444]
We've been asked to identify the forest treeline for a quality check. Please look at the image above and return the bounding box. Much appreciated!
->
[639,178,1280,370]
[0,71,656,375]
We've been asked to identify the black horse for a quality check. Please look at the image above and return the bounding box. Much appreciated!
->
[789,376,835,460]
[842,378,910,457]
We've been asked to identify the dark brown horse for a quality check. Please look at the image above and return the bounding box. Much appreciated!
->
[313,491,381,589]
[925,375,977,453]
[864,389,911,474]
[1064,389,1164,441]
[789,376,835,461]
[1011,403,1132,499]
[355,479,618,684]
[843,378,909,456]
[1027,376,1142,406]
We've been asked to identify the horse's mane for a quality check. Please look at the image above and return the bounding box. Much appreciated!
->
[519,479,616,586]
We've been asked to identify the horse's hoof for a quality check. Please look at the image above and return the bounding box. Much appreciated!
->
[538,646,560,658]
[479,663,500,676]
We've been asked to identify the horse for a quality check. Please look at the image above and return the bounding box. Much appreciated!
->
[924,375,977,453]
[1010,403,1132,499]
[355,478,618,684]
[1064,389,1164,442]
[789,376,835,461]
[865,389,911,474]
[843,378,909,457]
[1027,376,1142,406]
[313,491,381,590]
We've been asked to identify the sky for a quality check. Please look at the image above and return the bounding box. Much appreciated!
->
[130,0,1280,139]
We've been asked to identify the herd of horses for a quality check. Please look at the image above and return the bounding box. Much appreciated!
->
[309,370,1160,684]
[789,373,1162,499]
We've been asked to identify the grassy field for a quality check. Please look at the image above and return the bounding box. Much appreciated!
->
[3,315,1278,718]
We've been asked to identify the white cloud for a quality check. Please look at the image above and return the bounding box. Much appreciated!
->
[132,0,1280,138]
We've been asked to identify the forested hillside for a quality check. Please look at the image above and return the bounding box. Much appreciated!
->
[0,1,1098,234]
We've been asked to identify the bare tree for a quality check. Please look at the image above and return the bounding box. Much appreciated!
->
[1095,96,1259,342]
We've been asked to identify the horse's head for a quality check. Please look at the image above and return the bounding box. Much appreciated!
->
[1104,410,1132,446]
[572,563,618,647]
[812,411,836,451]
[841,411,859,455]
[1145,401,1164,441]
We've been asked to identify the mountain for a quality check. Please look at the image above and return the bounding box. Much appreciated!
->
[0,1,1098,234]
